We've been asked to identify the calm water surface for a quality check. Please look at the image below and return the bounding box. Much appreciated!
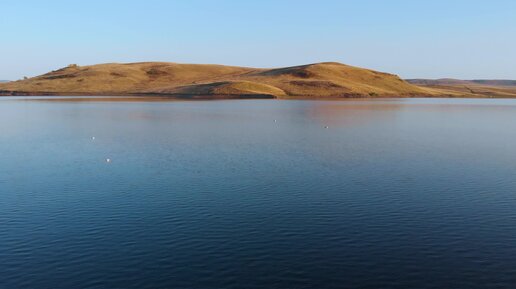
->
[1,98,516,289]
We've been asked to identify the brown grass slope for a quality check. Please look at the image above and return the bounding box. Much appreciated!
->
[0,62,463,98]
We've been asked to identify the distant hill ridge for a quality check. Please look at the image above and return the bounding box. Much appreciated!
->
[406,78,516,98]
[407,79,516,87]
[1,62,512,98]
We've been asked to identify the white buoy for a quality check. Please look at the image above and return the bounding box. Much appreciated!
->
[324,126,329,129]
[106,158,111,163]
[274,119,277,123]
[91,136,95,140]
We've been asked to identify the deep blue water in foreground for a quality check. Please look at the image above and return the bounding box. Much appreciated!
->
[1,98,516,289]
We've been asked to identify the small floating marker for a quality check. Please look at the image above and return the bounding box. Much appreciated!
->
[106,158,111,163]
[274,119,277,123]
[324,126,329,129]
[91,136,95,140]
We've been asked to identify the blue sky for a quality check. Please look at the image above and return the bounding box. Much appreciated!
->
[1,0,515,80]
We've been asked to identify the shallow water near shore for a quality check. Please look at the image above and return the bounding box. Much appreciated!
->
[2,97,516,288]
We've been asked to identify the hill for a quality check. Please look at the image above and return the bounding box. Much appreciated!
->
[0,62,466,98]
[407,79,516,87]
[407,79,516,98]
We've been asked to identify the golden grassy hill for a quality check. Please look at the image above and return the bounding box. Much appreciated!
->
[0,62,467,98]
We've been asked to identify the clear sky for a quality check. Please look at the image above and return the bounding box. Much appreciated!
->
[2,0,515,80]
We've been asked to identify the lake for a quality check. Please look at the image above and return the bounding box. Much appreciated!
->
[1,97,516,288]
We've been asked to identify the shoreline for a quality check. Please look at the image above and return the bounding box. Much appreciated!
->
[0,92,507,100]
[1,95,514,103]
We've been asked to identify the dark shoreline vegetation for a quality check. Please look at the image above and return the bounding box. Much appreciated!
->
[2,62,516,99]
